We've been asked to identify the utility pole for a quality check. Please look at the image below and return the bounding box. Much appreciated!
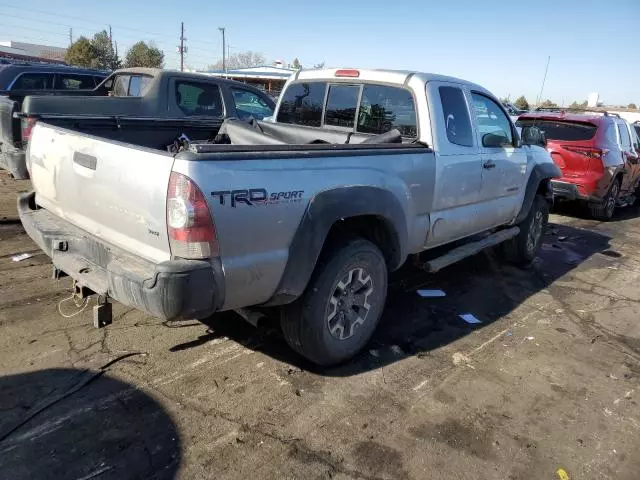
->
[218,27,226,76]
[176,22,190,72]
[69,28,73,46]
[108,25,114,65]
[179,22,185,72]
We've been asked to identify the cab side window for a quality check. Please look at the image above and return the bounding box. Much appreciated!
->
[11,72,53,90]
[471,93,513,147]
[57,74,96,90]
[439,86,473,147]
[175,81,223,117]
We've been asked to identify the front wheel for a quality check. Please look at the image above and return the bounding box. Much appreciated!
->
[280,238,388,366]
[502,194,549,267]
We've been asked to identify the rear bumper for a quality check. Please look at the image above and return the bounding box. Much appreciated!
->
[551,176,612,203]
[551,180,589,201]
[18,192,224,320]
[0,146,28,179]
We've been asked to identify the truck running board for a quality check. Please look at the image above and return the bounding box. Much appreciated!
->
[424,227,520,273]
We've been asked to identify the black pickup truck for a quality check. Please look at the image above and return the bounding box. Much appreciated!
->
[0,63,108,178]
[1,67,275,179]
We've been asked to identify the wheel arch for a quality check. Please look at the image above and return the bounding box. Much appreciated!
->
[262,186,408,307]
[515,162,561,223]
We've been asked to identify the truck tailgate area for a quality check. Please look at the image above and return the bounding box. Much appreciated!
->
[18,192,222,319]
[27,123,174,263]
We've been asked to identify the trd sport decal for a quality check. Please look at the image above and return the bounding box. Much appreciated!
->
[211,189,304,207]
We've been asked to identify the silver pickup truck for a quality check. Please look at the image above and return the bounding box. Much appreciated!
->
[18,68,559,366]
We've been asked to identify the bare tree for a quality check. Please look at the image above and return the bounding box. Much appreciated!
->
[208,51,265,70]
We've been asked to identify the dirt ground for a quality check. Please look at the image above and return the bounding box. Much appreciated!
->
[1,172,639,480]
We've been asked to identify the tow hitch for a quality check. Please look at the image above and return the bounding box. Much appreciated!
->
[93,295,112,329]
[56,280,113,328]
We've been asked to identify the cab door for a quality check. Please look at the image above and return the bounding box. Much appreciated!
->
[470,92,527,229]
[425,81,483,247]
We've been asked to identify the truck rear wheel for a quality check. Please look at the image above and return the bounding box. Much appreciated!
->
[502,194,549,267]
[280,238,388,366]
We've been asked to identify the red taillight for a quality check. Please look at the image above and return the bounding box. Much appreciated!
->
[21,117,37,144]
[167,172,219,259]
[563,146,607,159]
[563,146,606,173]
[335,69,360,78]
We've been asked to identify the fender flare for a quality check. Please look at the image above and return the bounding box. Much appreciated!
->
[515,162,561,223]
[263,186,408,306]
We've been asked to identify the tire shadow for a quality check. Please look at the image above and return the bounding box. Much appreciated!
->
[0,368,181,479]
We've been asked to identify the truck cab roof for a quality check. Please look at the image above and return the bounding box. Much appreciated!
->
[0,64,107,90]
[293,68,489,92]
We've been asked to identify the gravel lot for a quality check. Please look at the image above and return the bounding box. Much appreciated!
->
[1,172,639,480]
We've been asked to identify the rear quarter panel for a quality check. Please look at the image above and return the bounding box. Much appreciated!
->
[172,151,435,310]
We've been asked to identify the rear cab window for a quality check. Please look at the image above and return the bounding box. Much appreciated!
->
[176,81,224,117]
[325,84,359,128]
[277,81,417,138]
[358,85,417,138]
[516,119,597,141]
[109,74,152,97]
[10,72,53,90]
[230,88,273,120]
[276,82,326,127]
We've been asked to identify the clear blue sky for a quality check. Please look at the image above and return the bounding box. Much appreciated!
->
[1,0,639,105]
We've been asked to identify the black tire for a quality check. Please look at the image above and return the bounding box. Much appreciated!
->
[589,178,620,220]
[502,194,549,267]
[280,238,388,366]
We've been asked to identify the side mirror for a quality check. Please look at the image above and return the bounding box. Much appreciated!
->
[482,132,510,148]
[520,126,547,147]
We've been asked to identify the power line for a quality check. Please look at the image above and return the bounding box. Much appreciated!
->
[0,22,69,37]
[1,12,221,56]
[1,7,267,68]
[0,3,168,38]
[0,4,222,48]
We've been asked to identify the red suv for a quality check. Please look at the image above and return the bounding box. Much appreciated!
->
[517,110,640,219]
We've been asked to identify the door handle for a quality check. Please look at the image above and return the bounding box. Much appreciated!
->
[483,160,496,170]
[73,152,97,170]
